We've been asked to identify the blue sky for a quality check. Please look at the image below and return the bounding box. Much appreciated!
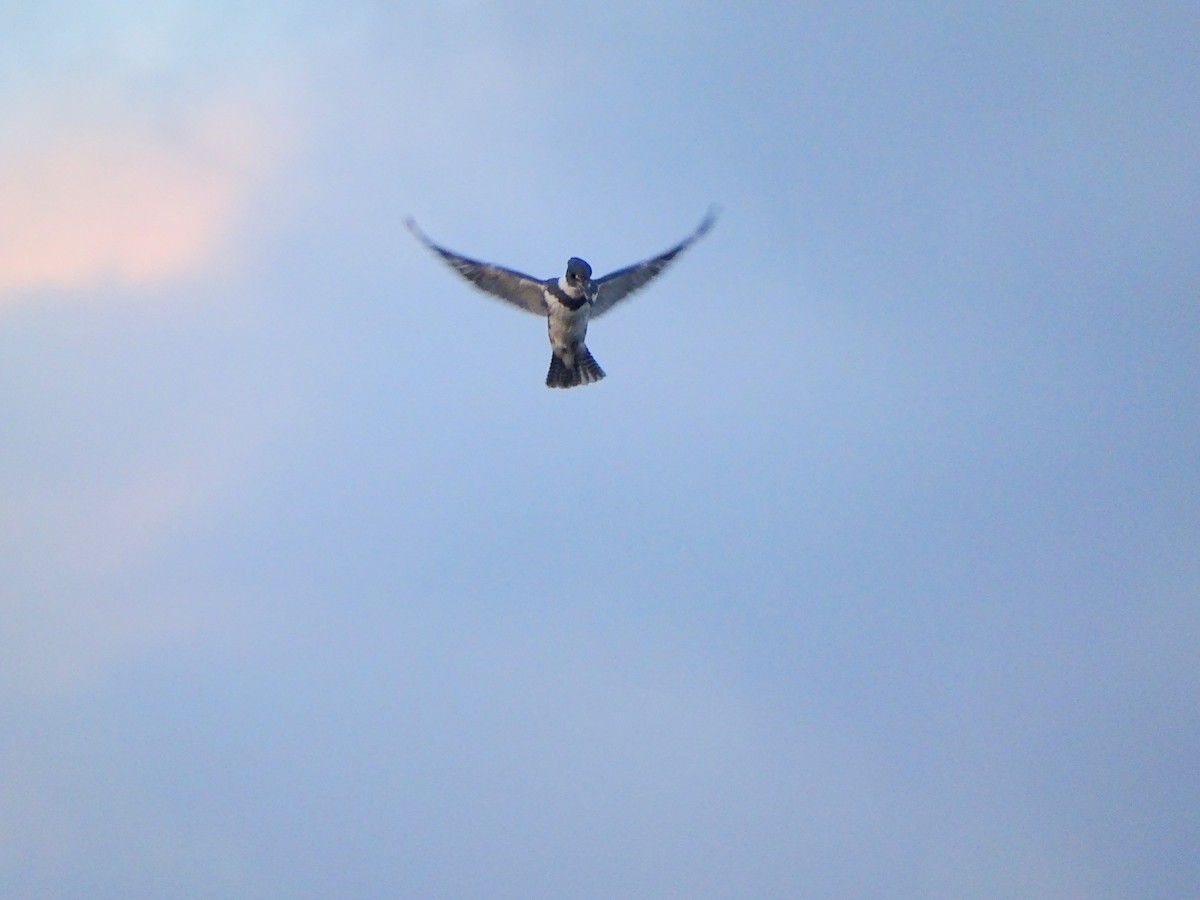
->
[2,2,1197,897]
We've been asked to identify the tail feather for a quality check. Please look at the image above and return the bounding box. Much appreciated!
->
[546,347,606,388]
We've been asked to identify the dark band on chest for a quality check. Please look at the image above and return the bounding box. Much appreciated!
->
[549,285,591,311]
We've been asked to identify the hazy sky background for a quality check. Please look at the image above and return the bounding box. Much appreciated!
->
[2,2,1197,897]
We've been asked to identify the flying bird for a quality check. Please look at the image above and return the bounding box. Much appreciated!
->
[407,208,717,388]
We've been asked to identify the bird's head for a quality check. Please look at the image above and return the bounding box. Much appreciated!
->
[565,257,593,288]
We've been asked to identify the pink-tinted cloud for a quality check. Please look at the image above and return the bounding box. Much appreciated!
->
[0,99,284,299]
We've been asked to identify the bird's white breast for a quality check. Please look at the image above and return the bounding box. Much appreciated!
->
[544,285,590,351]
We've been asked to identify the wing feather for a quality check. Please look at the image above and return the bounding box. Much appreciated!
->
[591,207,718,318]
[407,219,549,316]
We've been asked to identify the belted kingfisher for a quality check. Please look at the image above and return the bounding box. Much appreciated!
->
[407,208,717,388]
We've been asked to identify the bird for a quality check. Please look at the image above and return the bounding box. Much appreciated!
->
[406,207,717,388]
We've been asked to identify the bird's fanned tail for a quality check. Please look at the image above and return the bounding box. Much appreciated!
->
[546,348,606,389]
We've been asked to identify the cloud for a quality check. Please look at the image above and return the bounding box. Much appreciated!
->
[2,455,224,696]
[0,1,311,303]
[0,97,287,300]
[0,336,302,699]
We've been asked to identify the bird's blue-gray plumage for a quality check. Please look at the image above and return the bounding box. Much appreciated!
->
[407,208,717,388]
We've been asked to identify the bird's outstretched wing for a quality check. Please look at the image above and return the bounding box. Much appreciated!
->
[591,207,718,319]
[407,219,549,316]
